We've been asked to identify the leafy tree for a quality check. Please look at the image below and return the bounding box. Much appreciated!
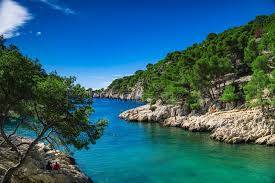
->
[192,56,232,102]
[251,55,269,72]
[268,70,275,107]
[221,85,239,103]
[206,33,217,40]
[244,71,270,112]
[244,54,274,117]
[0,45,43,155]
[0,41,107,182]
[186,91,201,111]
[244,39,259,66]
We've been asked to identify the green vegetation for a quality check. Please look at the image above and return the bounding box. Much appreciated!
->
[107,14,275,113]
[0,36,107,182]
[220,85,239,103]
[244,54,274,117]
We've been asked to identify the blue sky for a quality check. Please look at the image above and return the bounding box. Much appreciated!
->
[0,0,274,89]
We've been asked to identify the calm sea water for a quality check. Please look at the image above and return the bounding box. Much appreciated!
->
[74,99,275,183]
[7,98,275,183]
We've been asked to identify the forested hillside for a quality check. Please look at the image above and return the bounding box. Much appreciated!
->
[106,14,274,113]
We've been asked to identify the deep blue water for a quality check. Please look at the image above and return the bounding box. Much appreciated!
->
[6,99,275,183]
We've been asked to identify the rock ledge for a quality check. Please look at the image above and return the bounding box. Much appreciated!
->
[0,137,92,183]
[119,103,275,145]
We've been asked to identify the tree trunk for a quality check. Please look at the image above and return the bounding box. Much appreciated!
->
[0,118,21,156]
[0,127,20,156]
[1,162,22,183]
[1,126,49,183]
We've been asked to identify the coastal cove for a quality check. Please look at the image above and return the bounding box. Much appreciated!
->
[4,98,275,182]
[74,99,274,183]
[0,2,274,182]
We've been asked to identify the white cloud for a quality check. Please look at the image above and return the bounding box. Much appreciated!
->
[36,31,42,36]
[0,0,32,38]
[39,0,75,15]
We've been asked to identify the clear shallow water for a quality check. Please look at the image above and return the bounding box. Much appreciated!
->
[6,99,275,183]
[74,99,275,183]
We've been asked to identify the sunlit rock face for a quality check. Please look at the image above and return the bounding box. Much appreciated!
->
[0,137,92,183]
[119,103,275,146]
[93,82,143,100]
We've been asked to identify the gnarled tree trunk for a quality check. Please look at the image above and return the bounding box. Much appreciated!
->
[1,126,49,183]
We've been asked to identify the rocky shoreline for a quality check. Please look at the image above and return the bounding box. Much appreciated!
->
[0,137,92,183]
[119,102,275,145]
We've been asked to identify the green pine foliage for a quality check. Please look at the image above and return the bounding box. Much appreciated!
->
[244,54,274,116]
[221,85,239,103]
[244,70,270,107]
[0,36,108,181]
[107,14,275,112]
[269,70,275,107]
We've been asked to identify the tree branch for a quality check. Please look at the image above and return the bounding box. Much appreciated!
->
[16,142,31,147]
[8,117,26,139]
[2,125,51,183]
[0,114,21,157]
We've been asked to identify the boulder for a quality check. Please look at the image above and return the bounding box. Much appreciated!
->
[266,135,275,146]
[255,135,272,144]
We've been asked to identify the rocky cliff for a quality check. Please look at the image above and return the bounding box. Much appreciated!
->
[93,82,143,100]
[0,137,92,183]
[119,102,275,145]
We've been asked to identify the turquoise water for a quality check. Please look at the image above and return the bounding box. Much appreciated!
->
[7,99,275,183]
[73,99,275,183]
